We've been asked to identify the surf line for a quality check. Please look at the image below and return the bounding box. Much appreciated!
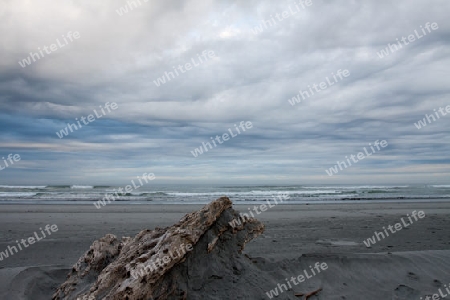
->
[94,172,156,209]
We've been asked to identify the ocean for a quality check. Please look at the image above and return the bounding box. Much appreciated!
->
[0,184,449,205]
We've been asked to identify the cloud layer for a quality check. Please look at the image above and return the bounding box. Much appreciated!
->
[0,0,449,185]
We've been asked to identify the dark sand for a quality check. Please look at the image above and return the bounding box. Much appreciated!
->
[1,201,449,299]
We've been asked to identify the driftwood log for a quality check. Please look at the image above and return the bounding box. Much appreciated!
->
[53,197,264,300]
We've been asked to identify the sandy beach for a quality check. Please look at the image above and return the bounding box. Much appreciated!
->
[1,201,449,299]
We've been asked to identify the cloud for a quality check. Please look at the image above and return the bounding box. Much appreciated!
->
[0,0,449,184]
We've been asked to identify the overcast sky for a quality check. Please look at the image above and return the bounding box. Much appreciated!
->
[0,0,449,185]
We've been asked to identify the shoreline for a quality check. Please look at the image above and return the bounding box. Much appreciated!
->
[1,197,450,206]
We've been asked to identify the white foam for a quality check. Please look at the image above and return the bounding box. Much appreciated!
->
[0,185,47,189]
[166,190,340,197]
[0,192,37,198]
[70,185,94,189]
[303,186,408,189]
